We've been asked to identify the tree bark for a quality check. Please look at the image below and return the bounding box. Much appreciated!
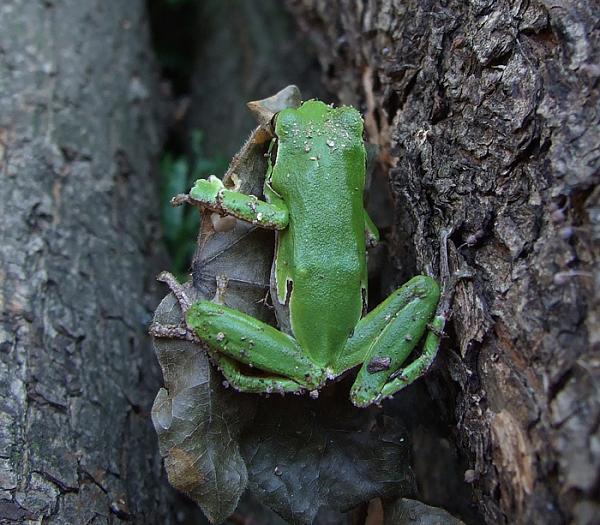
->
[286,1,599,524]
[188,0,326,161]
[0,1,176,522]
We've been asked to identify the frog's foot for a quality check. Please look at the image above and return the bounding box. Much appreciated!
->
[338,276,441,407]
[156,271,193,313]
[149,321,202,344]
[186,299,327,392]
[150,272,202,342]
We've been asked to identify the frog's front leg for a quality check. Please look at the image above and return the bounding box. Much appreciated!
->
[186,300,326,391]
[188,176,289,229]
[334,276,441,407]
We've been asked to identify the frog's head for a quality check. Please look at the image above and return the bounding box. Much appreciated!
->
[279,100,364,139]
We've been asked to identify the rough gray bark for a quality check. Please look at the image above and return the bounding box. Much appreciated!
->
[0,1,176,522]
[285,1,599,524]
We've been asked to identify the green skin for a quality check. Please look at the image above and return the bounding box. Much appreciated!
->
[186,100,441,407]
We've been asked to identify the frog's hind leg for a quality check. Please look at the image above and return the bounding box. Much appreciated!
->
[378,315,445,399]
[150,316,306,394]
[212,354,307,395]
[151,272,324,393]
[186,300,326,391]
[337,275,441,407]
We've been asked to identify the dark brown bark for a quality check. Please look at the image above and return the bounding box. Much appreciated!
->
[0,1,176,522]
[285,1,599,524]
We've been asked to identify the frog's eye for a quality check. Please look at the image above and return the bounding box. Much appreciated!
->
[274,109,298,138]
[338,109,364,134]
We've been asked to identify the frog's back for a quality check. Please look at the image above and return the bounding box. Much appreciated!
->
[270,100,367,366]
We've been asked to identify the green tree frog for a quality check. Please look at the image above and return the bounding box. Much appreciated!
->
[155,99,443,407]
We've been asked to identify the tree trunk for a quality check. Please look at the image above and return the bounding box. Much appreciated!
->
[0,1,176,522]
[187,0,326,162]
[285,1,599,524]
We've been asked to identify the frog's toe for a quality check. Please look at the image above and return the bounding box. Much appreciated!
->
[349,384,380,408]
[303,367,329,390]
